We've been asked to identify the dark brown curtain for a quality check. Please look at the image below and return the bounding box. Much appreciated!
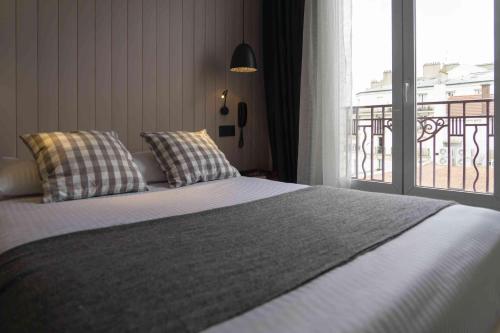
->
[263,0,305,183]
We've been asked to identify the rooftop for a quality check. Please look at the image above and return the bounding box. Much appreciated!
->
[357,63,494,95]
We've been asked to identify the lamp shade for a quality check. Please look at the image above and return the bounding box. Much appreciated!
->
[230,43,257,73]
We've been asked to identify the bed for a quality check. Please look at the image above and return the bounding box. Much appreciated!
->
[1,176,500,332]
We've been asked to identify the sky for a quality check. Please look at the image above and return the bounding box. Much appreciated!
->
[352,0,494,94]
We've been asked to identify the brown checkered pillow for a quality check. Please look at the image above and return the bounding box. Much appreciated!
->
[141,130,239,188]
[21,131,147,203]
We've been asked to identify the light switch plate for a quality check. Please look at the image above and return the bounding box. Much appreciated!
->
[219,125,235,137]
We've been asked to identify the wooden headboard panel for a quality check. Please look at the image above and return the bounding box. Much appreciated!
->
[0,0,270,171]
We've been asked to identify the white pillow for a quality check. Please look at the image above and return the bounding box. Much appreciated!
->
[0,152,166,199]
[132,151,167,184]
[0,157,42,198]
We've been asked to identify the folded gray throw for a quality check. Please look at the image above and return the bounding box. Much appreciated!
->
[0,186,453,332]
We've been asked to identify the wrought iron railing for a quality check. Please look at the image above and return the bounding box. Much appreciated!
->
[352,99,495,193]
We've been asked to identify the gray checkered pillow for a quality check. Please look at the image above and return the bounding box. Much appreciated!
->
[21,131,147,203]
[141,130,239,187]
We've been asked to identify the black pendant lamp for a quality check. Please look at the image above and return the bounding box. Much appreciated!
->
[230,0,257,73]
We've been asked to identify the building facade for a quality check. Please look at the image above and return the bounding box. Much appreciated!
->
[353,63,494,182]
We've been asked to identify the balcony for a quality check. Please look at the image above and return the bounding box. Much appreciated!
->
[352,98,495,193]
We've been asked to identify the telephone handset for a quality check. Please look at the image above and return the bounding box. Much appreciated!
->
[238,102,248,148]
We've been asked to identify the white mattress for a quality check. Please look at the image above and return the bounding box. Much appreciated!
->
[1,176,499,333]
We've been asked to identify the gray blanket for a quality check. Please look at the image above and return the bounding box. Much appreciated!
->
[0,186,452,333]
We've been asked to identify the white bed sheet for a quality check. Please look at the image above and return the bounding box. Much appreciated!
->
[1,176,499,333]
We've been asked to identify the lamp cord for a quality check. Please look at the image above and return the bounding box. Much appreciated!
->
[242,0,245,42]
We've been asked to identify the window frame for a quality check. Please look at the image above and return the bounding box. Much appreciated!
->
[353,0,500,210]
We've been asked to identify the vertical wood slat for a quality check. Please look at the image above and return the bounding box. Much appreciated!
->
[77,0,96,130]
[226,0,244,169]
[204,0,216,140]
[111,0,127,144]
[169,0,182,131]
[59,0,78,131]
[0,0,17,157]
[157,0,170,131]
[182,0,194,131]
[194,0,206,131]
[240,0,252,170]
[142,0,157,138]
[247,0,258,167]
[127,0,142,152]
[5,0,269,171]
[38,0,58,132]
[252,0,269,170]
[214,0,226,149]
[95,0,112,131]
[227,0,240,169]
[16,0,38,159]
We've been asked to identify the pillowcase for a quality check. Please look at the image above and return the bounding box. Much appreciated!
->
[0,152,165,200]
[132,151,167,184]
[0,158,42,198]
[141,130,239,187]
[20,131,148,203]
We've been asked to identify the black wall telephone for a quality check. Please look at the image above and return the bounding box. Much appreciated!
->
[238,102,248,148]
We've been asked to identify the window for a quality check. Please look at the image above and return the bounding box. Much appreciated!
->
[417,93,427,102]
[351,0,499,209]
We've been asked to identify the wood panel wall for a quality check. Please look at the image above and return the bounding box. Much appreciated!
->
[0,0,270,171]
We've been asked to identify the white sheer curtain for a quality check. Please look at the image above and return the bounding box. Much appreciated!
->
[297,0,352,187]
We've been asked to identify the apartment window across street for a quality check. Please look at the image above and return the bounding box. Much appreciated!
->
[352,0,499,209]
